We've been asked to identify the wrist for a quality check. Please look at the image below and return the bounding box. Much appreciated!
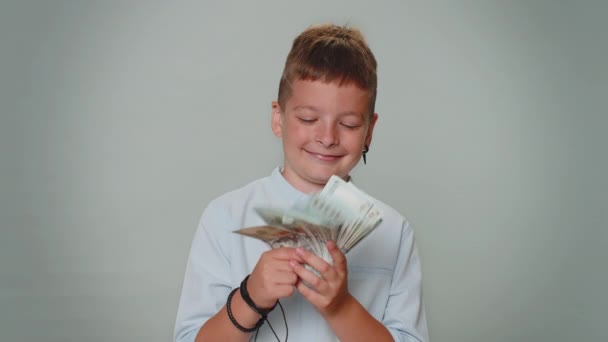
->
[226,288,264,333]
[240,275,278,316]
[322,292,355,319]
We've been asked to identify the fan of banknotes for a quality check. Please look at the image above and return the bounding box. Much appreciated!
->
[234,175,383,265]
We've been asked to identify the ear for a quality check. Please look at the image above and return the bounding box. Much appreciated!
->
[364,113,379,147]
[271,101,284,138]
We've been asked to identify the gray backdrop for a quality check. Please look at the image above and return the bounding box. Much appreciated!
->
[1,1,606,341]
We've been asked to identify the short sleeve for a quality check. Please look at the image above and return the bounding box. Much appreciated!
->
[383,221,429,342]
[173,200,234,342]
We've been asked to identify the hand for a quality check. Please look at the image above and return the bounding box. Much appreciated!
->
[289,241,351,317]
[247,247,302,309]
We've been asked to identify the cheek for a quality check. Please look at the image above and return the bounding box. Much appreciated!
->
[286,125,310,140]
[342,133,365,150]
[283,129,307,148]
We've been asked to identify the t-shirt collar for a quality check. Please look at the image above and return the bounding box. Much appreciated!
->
[271,166,357,202]
[269,167,310,201]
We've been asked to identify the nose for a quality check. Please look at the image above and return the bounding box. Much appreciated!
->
[315,123,339,147]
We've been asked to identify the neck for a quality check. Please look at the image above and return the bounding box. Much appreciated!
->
[279,167,350,194]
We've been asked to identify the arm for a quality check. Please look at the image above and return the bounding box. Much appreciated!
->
[174,201,301,342]
[290,220,429,342]
[195,248,301,341]
[194,290,261,342]
[289,241,394,342]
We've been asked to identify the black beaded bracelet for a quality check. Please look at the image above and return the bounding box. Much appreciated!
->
[240,275,278,316]
[226,288,264,333]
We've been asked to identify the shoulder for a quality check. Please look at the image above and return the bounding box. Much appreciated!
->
[199,174,274,231]
[353,183,412,233]
[373,198,412,232]
[207,175,270,210]
[367,197,414,250]
[345,186,415,268]
[355,187,418,256]
[372,196,406,220]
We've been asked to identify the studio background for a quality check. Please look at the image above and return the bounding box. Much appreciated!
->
[1,1,606,341]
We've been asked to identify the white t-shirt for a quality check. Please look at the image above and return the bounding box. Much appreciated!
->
[174,168,428,342]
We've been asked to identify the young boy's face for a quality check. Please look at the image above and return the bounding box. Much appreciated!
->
[271,79,378,193]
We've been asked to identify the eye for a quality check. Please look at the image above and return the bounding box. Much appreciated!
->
[340,122,361,129]
[298,117,317,124]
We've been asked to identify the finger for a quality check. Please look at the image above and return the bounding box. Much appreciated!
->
[268,259,298,273]
[248,269,297,306]
[255,264,300,286]
[271,270,299,286]
[295,247,333,278]
[273,284,296,299]
[295,278,325,307]
[266,247,300,261]
[254,256,293,274]
[289,260,327,293]
[326,241,347,272]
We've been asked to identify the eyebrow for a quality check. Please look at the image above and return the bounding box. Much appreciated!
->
[293,105,320,113]
[293,106,362,117]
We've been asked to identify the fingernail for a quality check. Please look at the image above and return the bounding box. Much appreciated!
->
[289,260,297,268]
[296,247,304,255]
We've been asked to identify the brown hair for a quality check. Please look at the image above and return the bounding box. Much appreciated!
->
[277,24,378,116]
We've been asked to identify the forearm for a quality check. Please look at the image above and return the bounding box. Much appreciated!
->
[195,290,261,342]
[324,294,394,342]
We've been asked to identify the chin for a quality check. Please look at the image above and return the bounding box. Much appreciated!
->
[309,169,343,185]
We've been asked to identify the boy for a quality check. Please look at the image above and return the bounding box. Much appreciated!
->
[174,24,428,342]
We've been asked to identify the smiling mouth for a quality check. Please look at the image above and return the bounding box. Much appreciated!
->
[305,150,343,161]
